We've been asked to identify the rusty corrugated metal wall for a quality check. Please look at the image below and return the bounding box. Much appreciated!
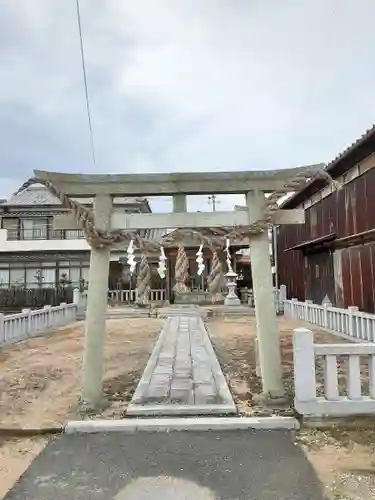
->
[338,243,375,313]
[277,166,375,312]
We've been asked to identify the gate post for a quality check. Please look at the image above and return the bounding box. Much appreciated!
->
[246,190,285,402]
[81,194,112,408]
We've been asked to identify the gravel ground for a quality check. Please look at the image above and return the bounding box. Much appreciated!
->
[208,316,375,499]
[208,315,350,416]
[299,428,375,499]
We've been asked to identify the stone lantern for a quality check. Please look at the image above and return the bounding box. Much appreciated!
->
[224,270,241,306]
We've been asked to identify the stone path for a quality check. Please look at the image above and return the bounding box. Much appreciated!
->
[127,315,236,416]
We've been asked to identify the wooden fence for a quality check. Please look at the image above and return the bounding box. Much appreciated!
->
[0,287,73,313]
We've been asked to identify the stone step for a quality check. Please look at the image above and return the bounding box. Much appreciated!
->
[106,312,154,319]
[208,306,255,317]
[157,305,207,319]
[77,308,156,320]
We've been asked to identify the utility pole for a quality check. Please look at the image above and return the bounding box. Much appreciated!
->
[208,194,218,212]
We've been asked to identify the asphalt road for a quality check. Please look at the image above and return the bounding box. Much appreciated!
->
[5,430,325,500]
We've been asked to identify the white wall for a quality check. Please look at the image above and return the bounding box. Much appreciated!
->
[0,229,90,252]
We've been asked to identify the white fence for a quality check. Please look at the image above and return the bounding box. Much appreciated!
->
[284,298,375,342]
[108,289,167,303]
[0,302,77,347]
[293,327,375,417]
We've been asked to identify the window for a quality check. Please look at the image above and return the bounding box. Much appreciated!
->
[26,268,42,288]
[70,267,80,285]
[0,269,9,288]
[3,260,90,289]
[58,267,70,285]
[81,267,89,282]
[20,218,48,240]
[10,268,25,287]
[42,268,56,288]
[59,261,71,267]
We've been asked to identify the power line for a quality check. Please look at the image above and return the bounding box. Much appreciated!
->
[75,0,97,168]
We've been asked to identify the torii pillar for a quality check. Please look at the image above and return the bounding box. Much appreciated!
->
[81,194,112,408]
[246,190,284,402]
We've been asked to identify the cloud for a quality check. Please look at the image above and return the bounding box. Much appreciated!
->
[1,0,375,212]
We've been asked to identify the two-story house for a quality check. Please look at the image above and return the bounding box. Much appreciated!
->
[0,183,252,300]
[0,185,157,290]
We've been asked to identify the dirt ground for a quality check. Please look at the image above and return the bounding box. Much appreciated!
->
[299,428,375,499]
[208,315,367,415]
[1,314,375,499]
[208,315,375,499]
[0,317,163,499]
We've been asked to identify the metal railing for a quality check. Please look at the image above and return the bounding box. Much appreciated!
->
[6,227,85,241]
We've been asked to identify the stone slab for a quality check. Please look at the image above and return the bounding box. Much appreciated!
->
[127,315,236,416]
[208,305,256,317]
[157,305,208,318]
[65,416,300,433]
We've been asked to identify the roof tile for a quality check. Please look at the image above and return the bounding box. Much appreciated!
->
[6,185,149,207]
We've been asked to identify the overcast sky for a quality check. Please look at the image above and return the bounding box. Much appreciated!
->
[1,0,375,212]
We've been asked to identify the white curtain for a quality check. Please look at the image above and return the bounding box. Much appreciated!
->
[70,267,80,286]
[26,268,40,288]
[42,268,56,287]
[0,269,9,288]
[21,219,33,239]
[37,219,47,239]
[9,268,24,286]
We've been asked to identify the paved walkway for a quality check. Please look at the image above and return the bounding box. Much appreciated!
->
[127,315,236,416]
[5,431,325,499]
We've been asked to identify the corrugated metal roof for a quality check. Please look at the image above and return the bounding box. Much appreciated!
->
[6,185,149,207]
[281,124,375,208]
[325,124,375,172]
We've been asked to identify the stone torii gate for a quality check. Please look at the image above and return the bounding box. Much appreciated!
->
[29,165,329,408]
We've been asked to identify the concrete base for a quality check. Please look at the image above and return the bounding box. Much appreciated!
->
[224,296,241,307]
[208,305,255,317]
[78,307,156,320]
[157,305,207,318]
[77,396,110,414]
[253,392,291,407]
[174,291,213,305]
[105,308,155,318]
[65,416,300,434]
[127,403,236,416]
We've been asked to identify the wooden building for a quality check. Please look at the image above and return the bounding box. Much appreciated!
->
[277,125,375,313]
